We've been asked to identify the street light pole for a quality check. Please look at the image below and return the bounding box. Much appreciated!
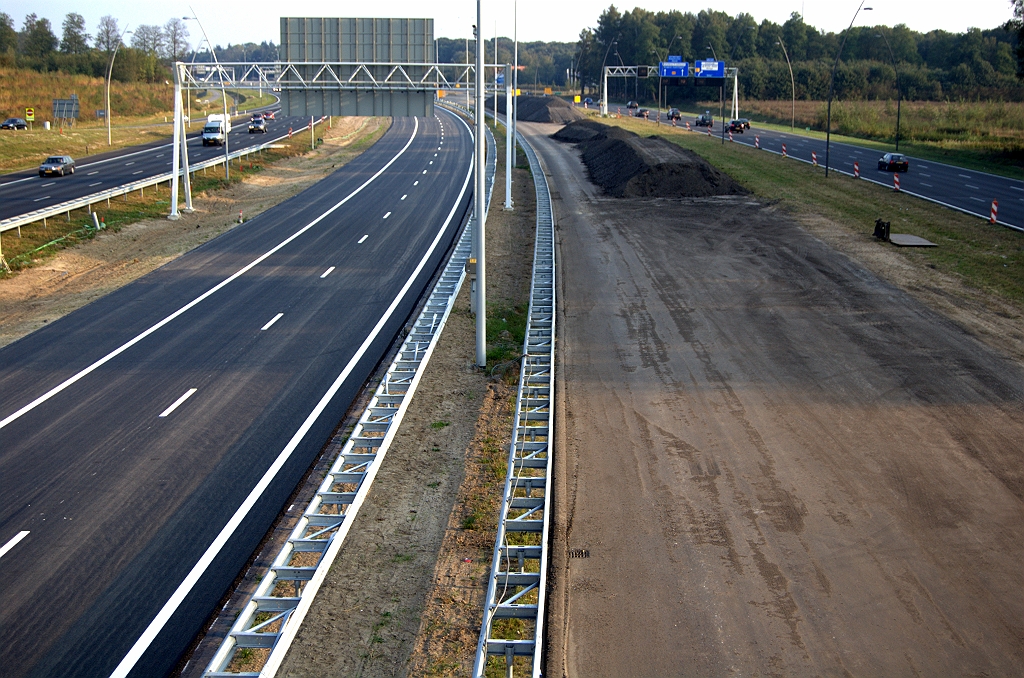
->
[776,39,795,130]
[474,8,486,367]
[184,8,230,181]
[875,31,902,151]
[106,25,132,145]
[599,38,617,116]
[825,2,872,177]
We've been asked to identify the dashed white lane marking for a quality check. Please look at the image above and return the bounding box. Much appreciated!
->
[33,196,51,202]
[422,170,427,174]
[401,194,407,200]
[921,183,932,187]
[434,153,438,157]
[133,170,144,175]
[970,197,985,202]
[383,211,392,219]
[958,173,972,179]
[320,266,335,278]
[159,388,197,417]
[89,182,102,187]
[965,184,979,190]
[261,313,284,331]
[920,173,931,177]
[42,182,55,187]
[358,234,369,244]
[156,154,164,158]
[429,161,433,165]
[413,180,419,186]
[87,171,99,175]
[0,531,30,560]
[126,161,135,166]
[1011,185,1023,191]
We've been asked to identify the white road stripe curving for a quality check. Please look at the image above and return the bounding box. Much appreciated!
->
[159,389,197,418]
[0,118,422,433]
[261,313,284,331]
[0,531,30,559]
[110,113,469,678]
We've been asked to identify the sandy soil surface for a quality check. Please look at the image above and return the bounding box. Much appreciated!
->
[0,116,387,348]
[279,133,538,677]
[521,121,1024,677]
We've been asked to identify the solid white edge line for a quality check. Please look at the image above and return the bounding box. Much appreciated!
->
[357,234,368,244]
[319,266,335,279]
[0,118,421,433]
[261,313,284,331]
[0,531,30,559]
[107,116,424,678]
[260,106,475,677]
[159,388,197,418]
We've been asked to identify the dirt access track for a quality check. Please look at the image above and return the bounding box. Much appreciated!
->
[521,121,1024,676]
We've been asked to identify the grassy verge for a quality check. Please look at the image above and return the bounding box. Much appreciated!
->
[0,118,387,278]
[605,115,1024,306]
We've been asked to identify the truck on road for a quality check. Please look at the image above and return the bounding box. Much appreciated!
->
[202,114,232,146]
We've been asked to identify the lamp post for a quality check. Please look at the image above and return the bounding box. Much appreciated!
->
[825,2,872,177]
[709,45,724,145]
[106,26,132,145]
[183,8,230,181]
[776,39,795,130]
[600,38,617,116]
[875,31,902,151]
[474,7,486,367]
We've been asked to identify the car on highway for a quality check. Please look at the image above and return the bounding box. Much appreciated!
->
[734,118,750,129]
[728,119,746,133]
[878,152,909,172]
[583,97,594,107]
[695,112,713,127]
[264,110,275,120]
[667,108,682,121]
[634,108,651,119]
[248,116,267,133]
[2,117,28,130]
[38,155,75,177]
[626,100,639,111]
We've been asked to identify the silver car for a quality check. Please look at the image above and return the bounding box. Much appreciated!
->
[39,155,76,177]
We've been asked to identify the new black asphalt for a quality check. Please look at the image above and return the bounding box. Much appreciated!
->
[0,112,314,221]
[0,107,473,677]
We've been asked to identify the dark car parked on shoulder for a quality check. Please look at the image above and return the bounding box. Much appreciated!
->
[39,155,75,177]
[878,152,909,172]
[2,117,28,130]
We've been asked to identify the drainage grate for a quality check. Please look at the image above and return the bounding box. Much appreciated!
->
[568,548,590,559]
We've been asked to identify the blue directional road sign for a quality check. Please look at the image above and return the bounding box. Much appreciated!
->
[694,60,725,78]
[667,55,683,63]
[659,61,689,78]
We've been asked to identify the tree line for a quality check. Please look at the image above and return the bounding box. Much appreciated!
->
[0,12,278,83]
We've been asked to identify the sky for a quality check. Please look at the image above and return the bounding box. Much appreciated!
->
[15,1,1015,50]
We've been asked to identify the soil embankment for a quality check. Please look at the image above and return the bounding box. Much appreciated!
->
[553,119,745,198]
[490,95,584,124]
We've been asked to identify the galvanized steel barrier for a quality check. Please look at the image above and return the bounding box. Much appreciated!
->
[202,107,495,677]
[473,129,556,677]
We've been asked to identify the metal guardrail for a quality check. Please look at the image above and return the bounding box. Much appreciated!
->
[473,128,556,677]
[0,119,323,237]
[202,106,496,677]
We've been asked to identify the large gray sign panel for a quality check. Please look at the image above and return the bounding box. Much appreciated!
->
[279,18,435,117]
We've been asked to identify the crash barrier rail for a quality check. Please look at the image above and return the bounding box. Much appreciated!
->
[203,106,496,677]
[473,127,556,677]
[0,118,324,238]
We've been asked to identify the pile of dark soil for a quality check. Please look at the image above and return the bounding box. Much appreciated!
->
[553,119,746,198]
[491,95,584,124]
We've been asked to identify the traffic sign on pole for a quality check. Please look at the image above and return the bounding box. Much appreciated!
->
[694,60,725,78]
[25,107,35,121]
[658,62,689,78]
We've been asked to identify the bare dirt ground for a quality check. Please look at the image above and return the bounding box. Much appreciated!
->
[0,116,387,348]
[521,121,1024,677]
[278,130,538,677]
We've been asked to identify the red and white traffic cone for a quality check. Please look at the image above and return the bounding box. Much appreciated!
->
[894,173,901,191]
[812,151,818,167]
[755,135,760,149]
[854,161,860,178]
[782,143,787,158]
[707,126,712,137]
[238,210,243,223]
[991,200,999,224]
[685,121,691,131]
[728,131,734,142]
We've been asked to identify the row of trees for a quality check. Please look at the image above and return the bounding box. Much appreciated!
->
[0,12,278,83]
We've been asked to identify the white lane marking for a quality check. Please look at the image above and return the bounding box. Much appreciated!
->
[358,234,369,244]
[1010,185,1023,191]
[159,388,197,417]
[133,170,144,175]
[0,531,30,560]
[33,196,51,202]
[261,313,284,331]
[0,118,421,433]
[320,266,335,278]
[413,180,419,186]
[970,197,985,202]
[156,154,164,158]
[89,182,102,187]
[921,183,932,187]
[434,153,437,157]
[437,146,441,150]
[383,211,391,219]
[919,173,931,177]
[88,171,99,176]
[959,173,972,179]
[429,161,433,165]
[965,184,979,189]
[401,194,407,200]
[422,170,427,174]
[111,114,467,678]
[42,182,55,187]
[126,161,135,166]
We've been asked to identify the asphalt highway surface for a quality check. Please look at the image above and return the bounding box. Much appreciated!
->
[610,103,1024,229]
[0,110,314,222]
[0,107,474,678]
